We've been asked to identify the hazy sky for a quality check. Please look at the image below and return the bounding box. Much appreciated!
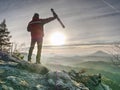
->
[0,0,120,47]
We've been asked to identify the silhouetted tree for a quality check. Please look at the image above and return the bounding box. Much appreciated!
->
[0,19,11,52]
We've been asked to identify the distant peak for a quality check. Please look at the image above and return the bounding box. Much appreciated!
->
[91,50,109,56]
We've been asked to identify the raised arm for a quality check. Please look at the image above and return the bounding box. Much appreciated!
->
[42,16,57,24]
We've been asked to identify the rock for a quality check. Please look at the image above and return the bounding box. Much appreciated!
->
[46,71,71,80]
[6,54,49,75]
[68,70,111,90]
[1,85,8,90]
[6,76,29,88]
[39,71,89,90]
[6,76,18,84]
[0,53,112,90]
[8,87,14,90]
[0,51,9,61]
[0,79,5,84]
[17,62,49,74]
[19,80,29,87]
[0,84,14,90]
[35,84,47,90]
[47,79,55,85]
[95,84,112,90]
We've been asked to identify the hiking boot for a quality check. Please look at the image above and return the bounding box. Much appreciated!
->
[28,60,31,63]
[36,60,41,64]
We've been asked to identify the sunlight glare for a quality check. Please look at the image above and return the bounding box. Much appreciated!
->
[50,32,66,46]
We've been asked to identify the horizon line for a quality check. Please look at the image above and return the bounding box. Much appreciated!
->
[43,41,120,48]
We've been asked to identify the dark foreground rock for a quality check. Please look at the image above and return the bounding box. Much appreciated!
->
[17,62,49,75]
[8,54,49,75]
[0,52,112,90]
[0,62,88,90]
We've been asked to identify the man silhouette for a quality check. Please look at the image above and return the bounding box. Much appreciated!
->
[27,13,57,64]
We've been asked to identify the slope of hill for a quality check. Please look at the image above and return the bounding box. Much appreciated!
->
[76,61,120,90]
[19,51,120,90]
[46,60,120,90]
[77,61,120,73]
[0,52,112,90]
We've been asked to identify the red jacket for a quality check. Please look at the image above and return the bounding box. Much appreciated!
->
[27,17,55,39]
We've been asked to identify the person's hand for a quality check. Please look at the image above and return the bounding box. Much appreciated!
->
[53,13,58,18]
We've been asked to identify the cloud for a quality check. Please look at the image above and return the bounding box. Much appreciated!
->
[0,0,120,47]
[81,12,120,21]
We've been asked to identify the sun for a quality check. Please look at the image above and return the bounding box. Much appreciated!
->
[50,32,66,46]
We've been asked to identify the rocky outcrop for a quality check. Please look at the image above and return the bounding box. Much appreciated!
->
[0,52,112,90]
[0,51,49,75]
[68,70,112,90]
[39,71,89,90]
[17,62,49,75]
[0,62,88,90]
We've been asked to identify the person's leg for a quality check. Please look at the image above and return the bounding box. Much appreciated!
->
[28,40,36,62]
[36,39,43,64]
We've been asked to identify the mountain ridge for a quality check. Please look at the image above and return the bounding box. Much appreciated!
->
[90,50,110,57]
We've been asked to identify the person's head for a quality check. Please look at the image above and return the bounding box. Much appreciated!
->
[32,13,39,20]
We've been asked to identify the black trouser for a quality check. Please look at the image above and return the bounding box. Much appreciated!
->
[28,39,43,63]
